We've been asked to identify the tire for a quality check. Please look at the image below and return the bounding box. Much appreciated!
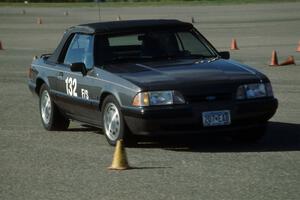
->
[101,95,133,146]
[39,84,70,131]
[232,124,267,143]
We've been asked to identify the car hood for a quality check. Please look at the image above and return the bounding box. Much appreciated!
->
[104,58,266,92]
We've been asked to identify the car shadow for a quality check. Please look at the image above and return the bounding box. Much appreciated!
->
[129,121,300,153]
[67,125,99,132]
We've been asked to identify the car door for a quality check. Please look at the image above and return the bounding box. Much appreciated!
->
[55,33,101,125]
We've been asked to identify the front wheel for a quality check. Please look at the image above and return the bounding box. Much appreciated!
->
[101,95,135,146]
[102,95,131,146]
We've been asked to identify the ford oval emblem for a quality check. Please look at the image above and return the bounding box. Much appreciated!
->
[206,96,216,101]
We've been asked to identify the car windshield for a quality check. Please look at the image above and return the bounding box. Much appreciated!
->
[94,29,217,65]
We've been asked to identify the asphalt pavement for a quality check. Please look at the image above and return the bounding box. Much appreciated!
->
[0,2,299,200]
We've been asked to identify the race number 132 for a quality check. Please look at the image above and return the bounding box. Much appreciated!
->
[65,77,77,97]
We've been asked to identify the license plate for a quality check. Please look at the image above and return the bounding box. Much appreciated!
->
[202,110,231,127]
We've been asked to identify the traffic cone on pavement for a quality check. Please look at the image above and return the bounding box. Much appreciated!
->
[230,38,239,50]
[191,17,195,24]
[0,41,3,50]
[37,17,42,24]
[296,41,300,52]
[269,50,279,66]
[108,140,130,170]
[280,56,296,66]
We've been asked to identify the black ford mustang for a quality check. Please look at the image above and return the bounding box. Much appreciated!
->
[28,19,278,145]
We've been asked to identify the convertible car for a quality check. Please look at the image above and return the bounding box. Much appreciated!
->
[28,19,278,145]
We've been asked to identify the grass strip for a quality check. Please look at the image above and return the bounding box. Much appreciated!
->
[1,0,300,7]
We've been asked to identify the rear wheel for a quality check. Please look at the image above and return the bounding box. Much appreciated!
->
[101,95,133,146]
[39,84,70,131]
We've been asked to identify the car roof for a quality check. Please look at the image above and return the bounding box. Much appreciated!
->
[48,19,194,63]
[69,19,193,34]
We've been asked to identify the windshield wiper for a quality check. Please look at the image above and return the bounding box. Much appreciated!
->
[194,56,220,64]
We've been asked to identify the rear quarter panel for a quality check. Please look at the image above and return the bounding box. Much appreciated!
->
[29,59,57,96]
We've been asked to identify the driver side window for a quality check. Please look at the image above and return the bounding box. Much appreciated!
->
[64,34,94,70]
[177,32,212,57]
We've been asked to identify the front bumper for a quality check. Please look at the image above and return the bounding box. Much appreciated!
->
[28,81,37,96]
[122,98,278,135]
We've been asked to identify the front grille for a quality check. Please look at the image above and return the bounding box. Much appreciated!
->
[185,93,233,103]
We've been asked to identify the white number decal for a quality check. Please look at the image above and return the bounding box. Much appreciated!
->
[72,78,78,97]
[68,77,72,95]
[65,77,77,97]
[81,89,89,100]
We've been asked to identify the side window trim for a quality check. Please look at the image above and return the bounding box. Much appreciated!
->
[175,33,185,51]
[57,33,76,64]
[191,29,218,56]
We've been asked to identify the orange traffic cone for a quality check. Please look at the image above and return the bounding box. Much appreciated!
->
[230,38,239,50]
[269,50,279,66]
[280,56,296,66]
[37,17,42,24]
[296,41,300,52]
[0,41,3,50]
[108,140,130,170]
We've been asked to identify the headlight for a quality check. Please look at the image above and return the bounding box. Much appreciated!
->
[265,83,274,97]
[132,90,185,106]
[236,83,273,100]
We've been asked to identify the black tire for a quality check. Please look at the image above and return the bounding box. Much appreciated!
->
[232,124,267,143]
[39,84,70,131]
[101,95,134,146]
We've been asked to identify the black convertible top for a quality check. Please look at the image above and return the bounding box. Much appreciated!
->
[48,19,193,63]
[71,19,193,34]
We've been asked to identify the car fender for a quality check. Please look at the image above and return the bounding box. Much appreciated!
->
[94,68,140,110]
[99,86,123,110]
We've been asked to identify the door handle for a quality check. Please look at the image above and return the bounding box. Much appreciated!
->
[57,71,64,80]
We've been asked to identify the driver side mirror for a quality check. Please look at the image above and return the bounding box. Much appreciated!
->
[70,62,87,75]
[219,51,230,59]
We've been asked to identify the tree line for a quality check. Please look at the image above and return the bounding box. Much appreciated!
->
[1,0,200,2]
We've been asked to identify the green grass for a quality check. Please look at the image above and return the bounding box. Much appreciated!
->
[0,0,300,7]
